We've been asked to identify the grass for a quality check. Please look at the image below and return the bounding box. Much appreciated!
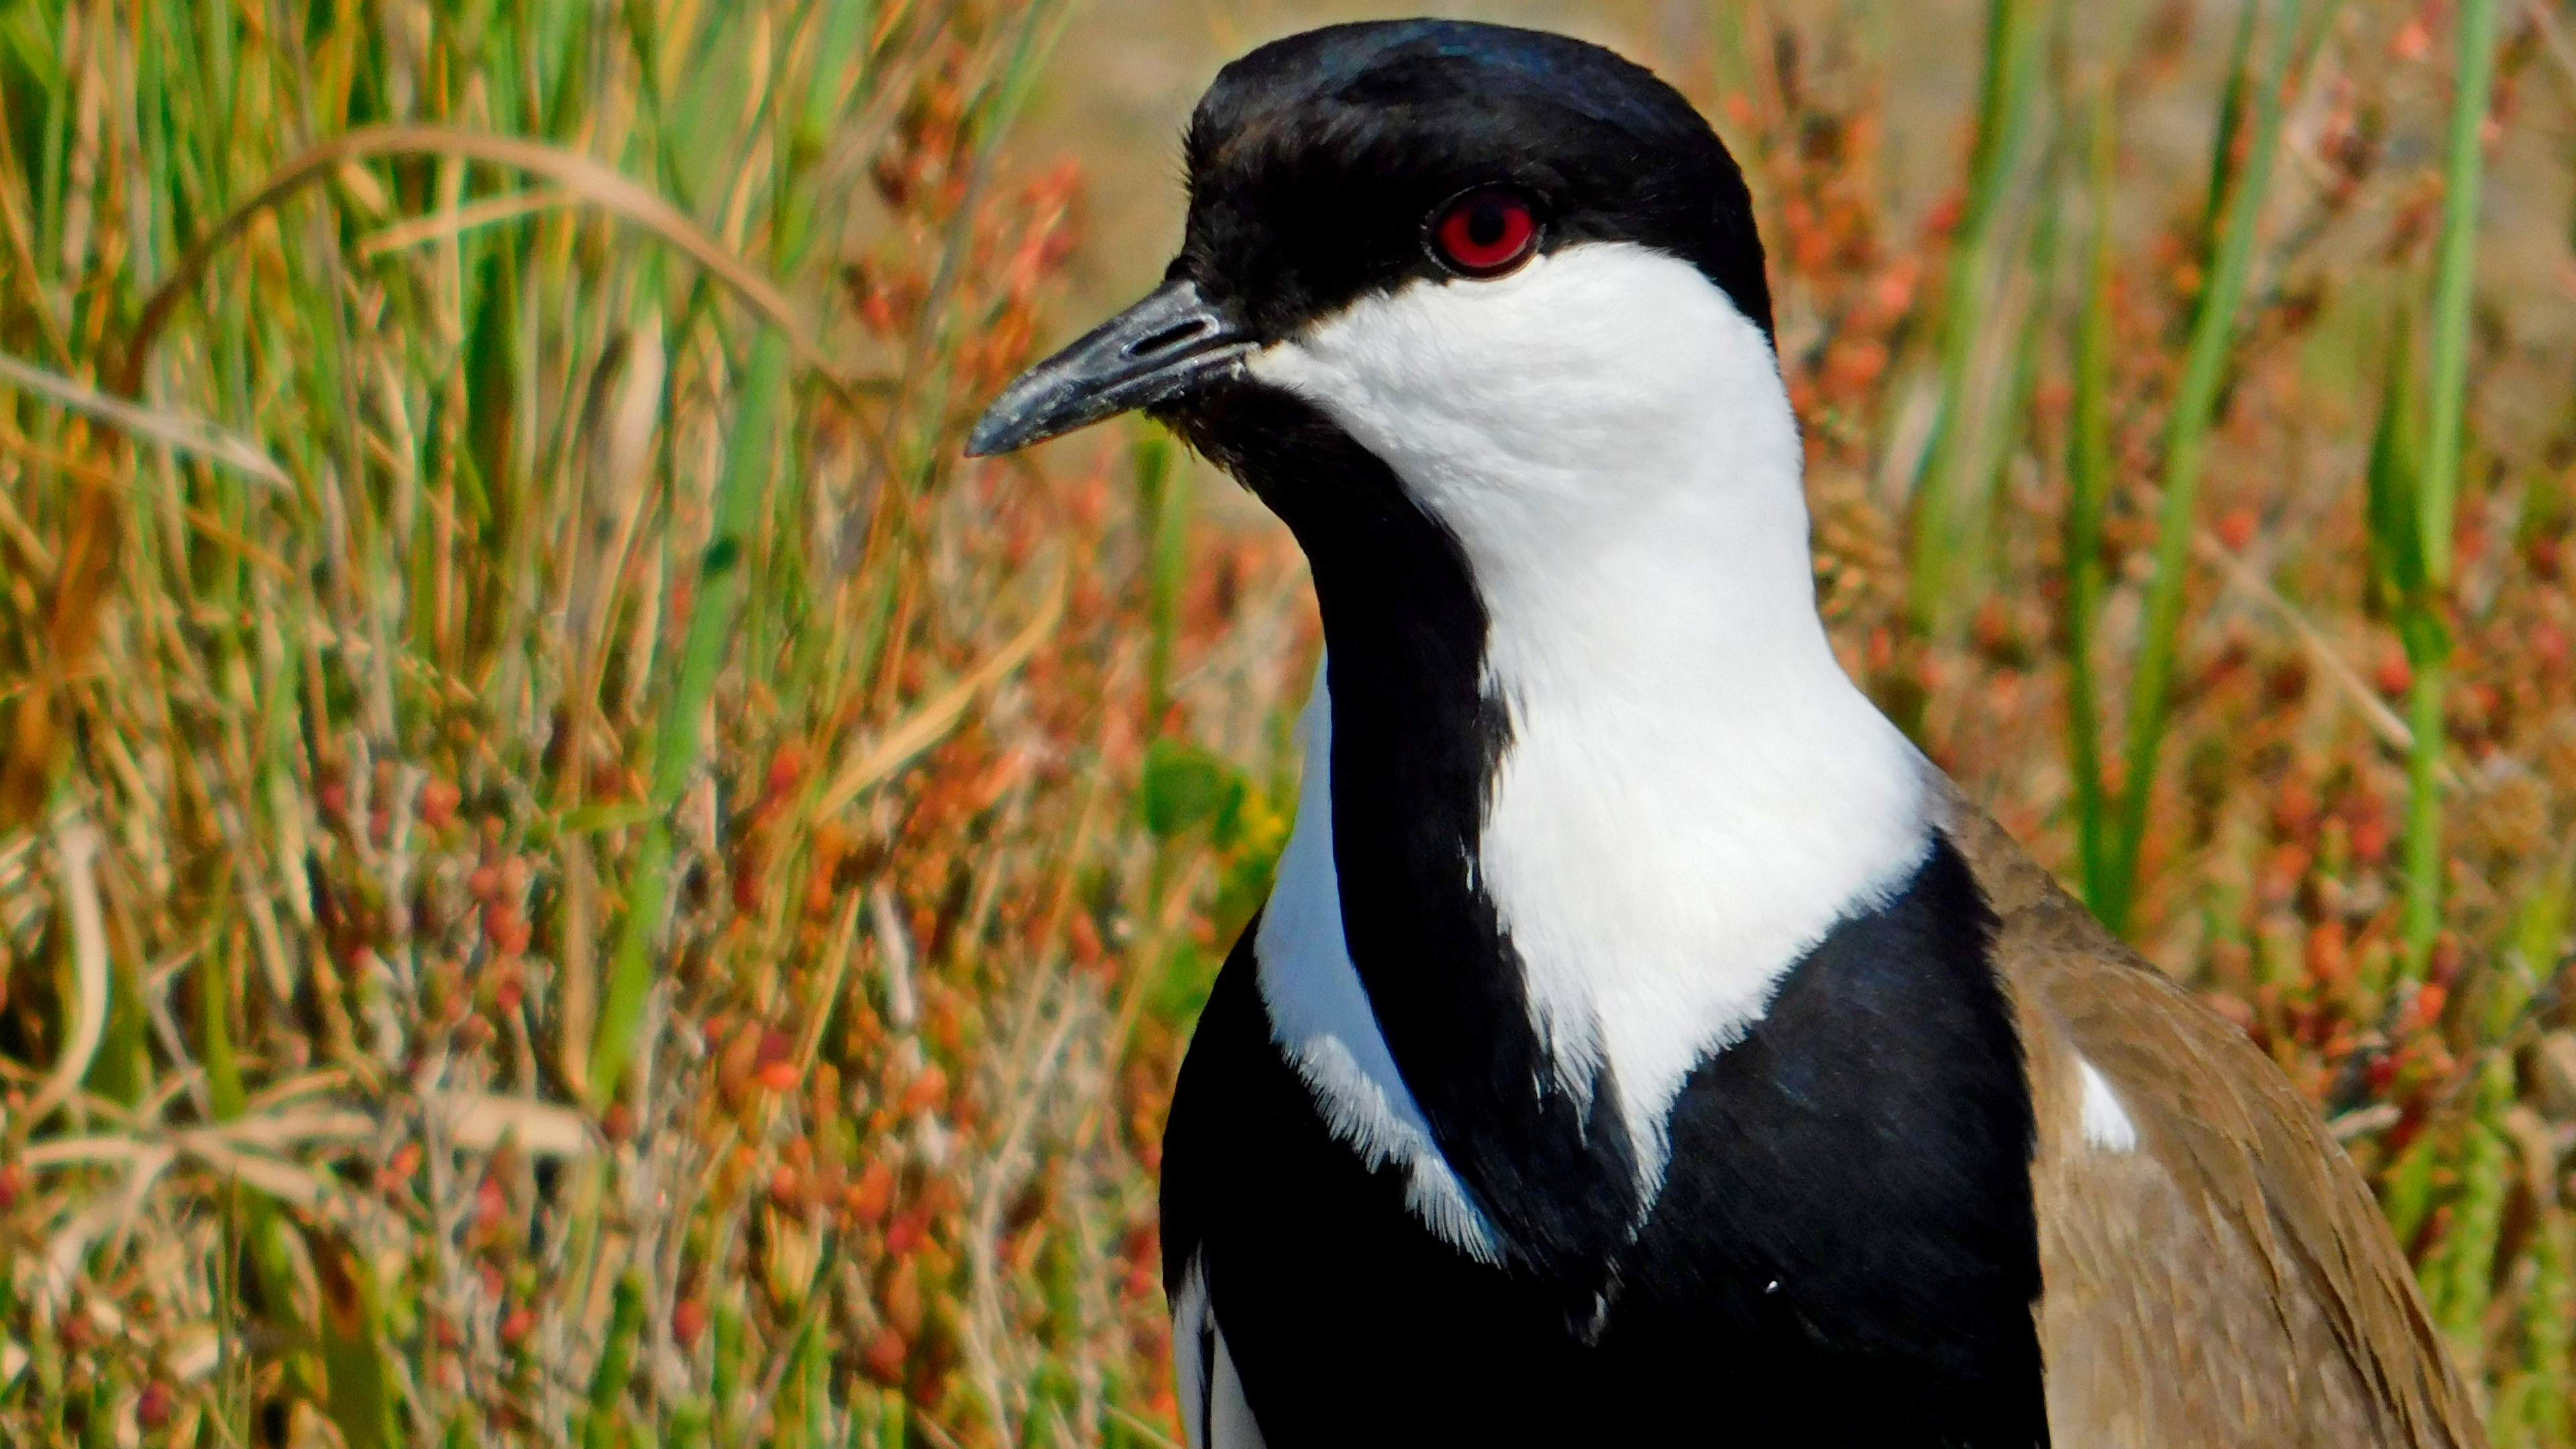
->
[0,0,1309,1443]
[3,0,2576,1445]
[2099,0,2310,938]
[2406,0,2501,971]
[1758,1,2576,1439]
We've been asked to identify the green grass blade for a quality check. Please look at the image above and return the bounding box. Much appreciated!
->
[2064,76,2117,916]
[2102,0,2304,932]
[584,1270,648,1448]
[2419,0,2498,592]
[2200,0,2261,248]
[2403,0,2499,968]
[1909,0,2048,637]
[592,325,792,1106]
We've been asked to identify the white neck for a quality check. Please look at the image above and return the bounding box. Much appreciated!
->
[1248,241,1933,1222]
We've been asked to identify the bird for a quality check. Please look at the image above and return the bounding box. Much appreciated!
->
[967,19,2483,1449]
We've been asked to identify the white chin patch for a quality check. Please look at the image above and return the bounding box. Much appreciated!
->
[1249,241,1933,1211]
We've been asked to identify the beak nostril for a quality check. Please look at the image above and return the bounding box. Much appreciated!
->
[1128,318,1213,358]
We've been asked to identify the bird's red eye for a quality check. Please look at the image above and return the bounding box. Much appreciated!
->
[1429,188,1540,277]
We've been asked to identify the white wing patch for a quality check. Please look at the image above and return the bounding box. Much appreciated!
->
[1256,665,1503,1263]
[1172,1257,1269,1449]
[1250,243,1933,1213]
[2076,1056,2139,1153]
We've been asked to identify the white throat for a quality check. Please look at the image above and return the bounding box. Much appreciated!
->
[1248,242,1934,1228]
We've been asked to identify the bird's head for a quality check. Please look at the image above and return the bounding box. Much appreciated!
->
[969,21,1791,579]
[972,27,1922,1285]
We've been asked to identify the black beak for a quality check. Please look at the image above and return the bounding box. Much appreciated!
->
[965,280,1254,456]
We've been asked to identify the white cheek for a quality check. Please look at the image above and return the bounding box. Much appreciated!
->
[1246,243,1802,550]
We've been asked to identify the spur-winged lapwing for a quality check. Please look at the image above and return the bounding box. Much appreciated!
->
[969,20,2483,1448]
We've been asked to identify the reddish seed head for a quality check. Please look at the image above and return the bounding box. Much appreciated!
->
[765,742,807,802]
[484,904,531,958]
[419,777,462,830]
[2373,647,2412,698]
[886,1207,930,1258]
[2413,983,2449,1030]
[848,1159,897,1224]
[136,1383,174,1429]
[2304,922,2349,985]
[380,1142,423,1193]
[2366,1053,2399,1094]
[900,1065,949,1115]
[861,1325,908,1385]
[755,1030,802,1090]
[672,1298,708,1350]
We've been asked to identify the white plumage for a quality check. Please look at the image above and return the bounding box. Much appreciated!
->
[1171,1257,1269,1449]
[1250,243,1933,1207]
[2076,1056,2139,1154]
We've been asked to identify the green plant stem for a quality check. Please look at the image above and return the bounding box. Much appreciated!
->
[584,1271,648,1448]
[591,327,792,1106]
[2065,77,2118,917]
[2102,0,2302,934]
[2200,0,2261,247]
[2432,1053,2515,1350]
[2404,0,2498,968]
[2421,0,2496,592]
[2403,648,2450,963]
[1910,0,2047,636]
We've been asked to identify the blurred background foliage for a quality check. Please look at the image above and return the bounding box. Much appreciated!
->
[3,0,2576,1444]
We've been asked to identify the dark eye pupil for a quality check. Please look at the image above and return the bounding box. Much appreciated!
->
[1430,189,1538,276]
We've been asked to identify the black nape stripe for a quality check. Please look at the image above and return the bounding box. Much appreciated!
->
[1166,380,1646,1295]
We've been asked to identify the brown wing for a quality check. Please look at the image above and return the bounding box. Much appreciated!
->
[1945,798,2485,1449]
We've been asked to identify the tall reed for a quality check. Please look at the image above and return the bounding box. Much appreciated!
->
[2098,0,2307,933]
[1908,0,2049,638]
[2402,0,2499,969]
